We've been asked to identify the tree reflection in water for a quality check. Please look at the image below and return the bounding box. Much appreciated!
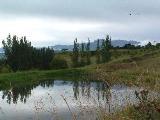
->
[0,80,111,105]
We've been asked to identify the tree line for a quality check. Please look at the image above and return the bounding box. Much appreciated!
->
[2,34,158,72]
[116,42,160,49]
[72,35,112,67]
[1,34,112,71]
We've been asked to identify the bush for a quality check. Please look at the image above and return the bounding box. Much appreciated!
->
[0,65,12,73]
[0,59,6,66]
[50,56,68,69]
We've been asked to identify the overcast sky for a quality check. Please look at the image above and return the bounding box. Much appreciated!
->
[0,0,160,47]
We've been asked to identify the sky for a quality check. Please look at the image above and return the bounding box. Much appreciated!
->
[0,0,160,47]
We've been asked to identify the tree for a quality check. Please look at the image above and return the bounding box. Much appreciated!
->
[80,42,86,66]
[72,38,79,67]
[2,34,54,71]
[86,38,91,65]
[123,43,136,49]
[145,42,154,49]
[32,47,54,69]
[96,39,101,64]
[101,35,111,63]
[2,35,33,71]
[156,43,160,48]
[40,47,54,69]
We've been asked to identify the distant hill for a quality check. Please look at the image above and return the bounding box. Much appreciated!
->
[51,40,140,51]
[0,40,140,53]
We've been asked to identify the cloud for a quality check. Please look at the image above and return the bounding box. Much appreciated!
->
[0,0,160,46]
[0,16,110,46]
[0,0,160,21]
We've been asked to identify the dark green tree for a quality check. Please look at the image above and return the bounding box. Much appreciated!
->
[101,35,112,63]
[32,47,54,69]
[2,34,54,71]
[86,38,91,65]
[96,39,101,64]
[72,38,79,67]
[123,43,136,49]
[145,42,154,49]
[2,35,33,71]
[80,42,86,66]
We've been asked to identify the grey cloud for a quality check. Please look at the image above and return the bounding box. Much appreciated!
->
[0,0,160,22]
[0,0,160,45]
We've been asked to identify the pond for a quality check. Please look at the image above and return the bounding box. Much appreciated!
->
[0,80,156,120]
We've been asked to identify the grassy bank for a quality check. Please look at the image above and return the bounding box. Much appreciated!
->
[0,68,87,90]
[0,68,86,81]
[87,50,160,91]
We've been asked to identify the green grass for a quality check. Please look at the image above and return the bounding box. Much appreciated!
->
[1,68,88,82]
[0,68,87,90]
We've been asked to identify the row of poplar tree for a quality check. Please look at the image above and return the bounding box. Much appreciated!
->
[2,34,112,71]
[72,35,112,67]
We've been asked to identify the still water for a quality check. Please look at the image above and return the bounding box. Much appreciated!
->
[0,80,149,120]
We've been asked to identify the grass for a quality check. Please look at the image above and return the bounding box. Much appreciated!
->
[32,87,160,120]
[0,68,87,90]
[0,68,86,81]
[104,93,160,120]
[87,49,160,91]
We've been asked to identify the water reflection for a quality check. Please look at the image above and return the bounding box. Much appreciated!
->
[0,80,146,120]
[1,80,110,105]
[2,84,35,104]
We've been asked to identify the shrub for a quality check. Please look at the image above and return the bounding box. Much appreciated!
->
[0,58,6,66]
[50,56,68,69]
[0,65,12,73]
